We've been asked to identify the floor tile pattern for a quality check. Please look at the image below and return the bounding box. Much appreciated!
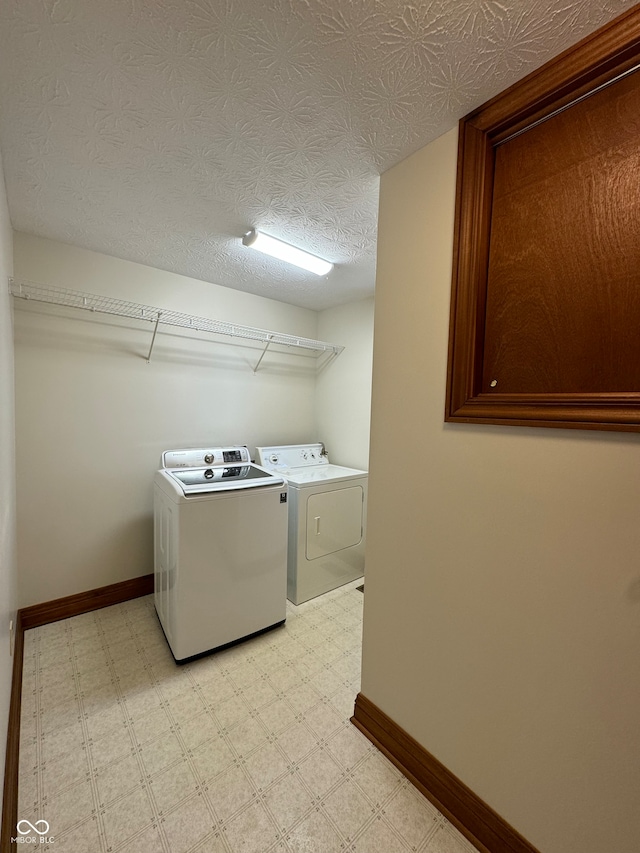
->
[18,581,479,853]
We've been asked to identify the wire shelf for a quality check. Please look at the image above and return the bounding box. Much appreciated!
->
[9,279,344,368]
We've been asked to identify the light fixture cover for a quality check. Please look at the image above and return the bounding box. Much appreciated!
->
[242,229,333,276]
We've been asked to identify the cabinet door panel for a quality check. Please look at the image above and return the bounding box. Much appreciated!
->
[483,70,640,394]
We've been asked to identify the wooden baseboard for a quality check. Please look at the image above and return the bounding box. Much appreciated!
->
[351,693,540,853]
[1,611,24,853]
[20,573,154,630]
[1,574,154,851]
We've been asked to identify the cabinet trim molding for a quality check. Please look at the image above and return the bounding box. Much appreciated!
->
[445,6,640,432]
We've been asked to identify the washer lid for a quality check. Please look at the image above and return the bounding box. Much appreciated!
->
[163,464,284,494]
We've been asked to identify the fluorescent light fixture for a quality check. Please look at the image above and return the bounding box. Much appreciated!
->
[242,229,333,276]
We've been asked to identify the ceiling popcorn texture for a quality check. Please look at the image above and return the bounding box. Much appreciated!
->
[0,0,635,310]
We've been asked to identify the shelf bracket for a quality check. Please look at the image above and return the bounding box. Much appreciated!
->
[252,335,273,373]
[147,312,163,362]
[318,347,340,372]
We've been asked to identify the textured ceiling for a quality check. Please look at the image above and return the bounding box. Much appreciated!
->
[0,1,635,310]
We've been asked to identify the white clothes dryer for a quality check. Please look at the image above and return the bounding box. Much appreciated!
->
[154,446,288,661]
[256,443,367,604]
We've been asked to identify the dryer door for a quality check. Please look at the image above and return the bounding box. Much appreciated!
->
[305,486,364,560]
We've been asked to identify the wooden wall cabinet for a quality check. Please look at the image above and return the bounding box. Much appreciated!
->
[445,7,640,432]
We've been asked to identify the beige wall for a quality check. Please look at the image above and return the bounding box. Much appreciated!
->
[0,151,16,820]
[13,234,322,607]
[363,127,640,853]
[316,297,374,471]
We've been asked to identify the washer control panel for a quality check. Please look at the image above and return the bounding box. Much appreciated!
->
[162,446,250,469]
[256,443,329,471]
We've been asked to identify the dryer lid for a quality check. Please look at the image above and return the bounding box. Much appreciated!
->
[256,444,367,482]
[282,464,367,485]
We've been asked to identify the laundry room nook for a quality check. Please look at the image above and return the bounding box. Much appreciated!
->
[7,232,400,853]
[11,232,374,610]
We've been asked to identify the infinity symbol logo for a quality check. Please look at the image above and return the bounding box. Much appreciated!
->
[17,819,50,835]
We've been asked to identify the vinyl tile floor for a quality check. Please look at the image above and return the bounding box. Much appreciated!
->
[18,580,480,853]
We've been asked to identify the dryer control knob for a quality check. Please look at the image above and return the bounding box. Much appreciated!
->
[204,453,214,464]
[204,469,214,479]
[269,454,279,464]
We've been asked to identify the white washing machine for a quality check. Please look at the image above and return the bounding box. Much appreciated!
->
[256,443,367,604]
[154,445,288,662]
